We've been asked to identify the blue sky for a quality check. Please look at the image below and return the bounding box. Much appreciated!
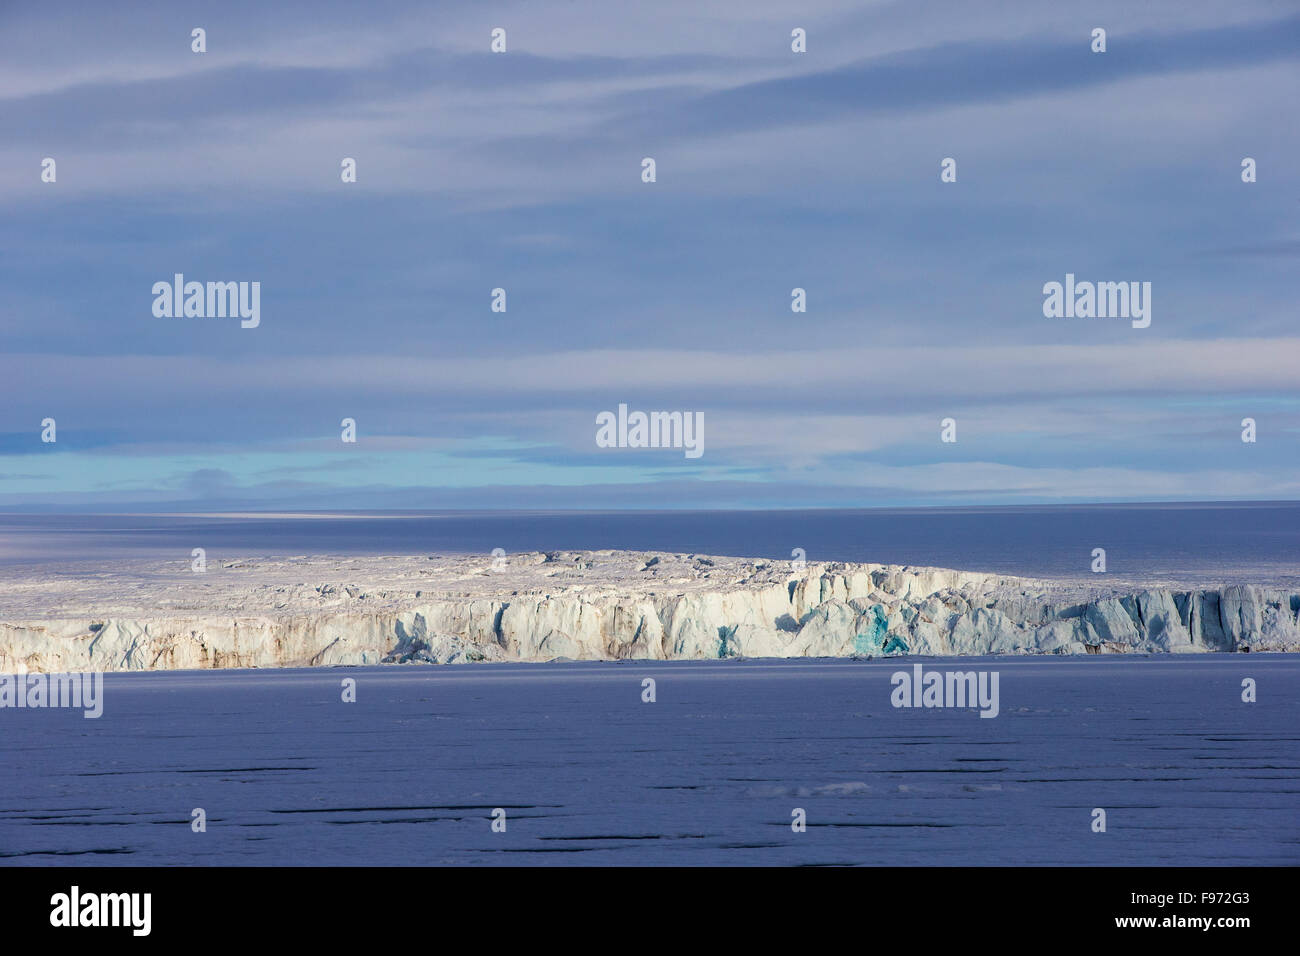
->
[1,0,1297,510]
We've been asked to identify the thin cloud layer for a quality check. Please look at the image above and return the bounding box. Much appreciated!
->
[0,0,1296,509]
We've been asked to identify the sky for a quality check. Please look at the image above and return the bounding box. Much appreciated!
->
[0,0,1297,511]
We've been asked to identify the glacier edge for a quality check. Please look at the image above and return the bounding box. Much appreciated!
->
[2,550,1297,673]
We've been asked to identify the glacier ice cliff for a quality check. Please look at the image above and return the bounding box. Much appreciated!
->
[1,551,1297,673]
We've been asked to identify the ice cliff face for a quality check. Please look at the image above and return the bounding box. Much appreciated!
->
[1,551,1297,673]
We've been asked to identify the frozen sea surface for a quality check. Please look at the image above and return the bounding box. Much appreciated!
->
[1,656,1296,866]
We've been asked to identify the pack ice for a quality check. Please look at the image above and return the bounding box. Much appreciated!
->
[1,551,1297,673]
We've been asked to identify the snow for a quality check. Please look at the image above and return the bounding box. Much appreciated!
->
[1,657,1295,865]
[1,551,1296,674]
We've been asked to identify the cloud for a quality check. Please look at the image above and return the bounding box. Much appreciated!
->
[1199,239,1300,259]
[4,338,1294,408]
[0,0,1296,509]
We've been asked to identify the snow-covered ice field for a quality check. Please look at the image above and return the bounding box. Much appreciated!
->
[2,656,1296,865]
[5,551,1297,671]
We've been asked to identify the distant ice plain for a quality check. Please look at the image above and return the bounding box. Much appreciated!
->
[2,656,1295,866]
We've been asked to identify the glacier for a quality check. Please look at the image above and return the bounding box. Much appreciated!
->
[1,550,1297,674]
